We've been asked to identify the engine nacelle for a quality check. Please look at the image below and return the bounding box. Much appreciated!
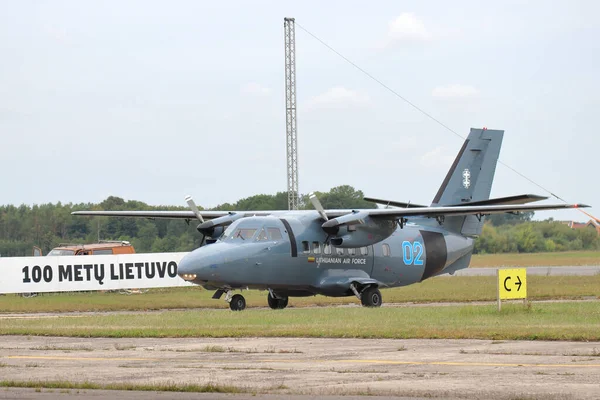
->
[196,212,243,238]
[330,217,396,248]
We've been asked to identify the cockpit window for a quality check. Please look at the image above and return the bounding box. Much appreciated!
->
[223,228,257,241]
[256,229,269,242]
[267,228,283,241]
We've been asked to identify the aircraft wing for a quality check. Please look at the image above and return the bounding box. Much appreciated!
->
[70,210,271,220]
[72,202,588,225]
[323,203,589,225]
[364,194,547,209]
[451,194,548,207]
[363,197,427,208]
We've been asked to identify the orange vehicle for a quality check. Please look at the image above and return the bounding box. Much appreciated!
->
[45,241,135,256]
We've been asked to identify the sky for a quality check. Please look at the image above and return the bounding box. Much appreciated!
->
[1,0,598,221]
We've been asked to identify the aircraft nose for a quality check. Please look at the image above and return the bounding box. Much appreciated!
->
[177,251,199,281]
[177,246,225,282]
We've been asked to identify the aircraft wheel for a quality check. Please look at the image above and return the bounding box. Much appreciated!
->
[268,292,288,309]
[229,294,246,311]
[361,287,382,307]
[278,297,289,309]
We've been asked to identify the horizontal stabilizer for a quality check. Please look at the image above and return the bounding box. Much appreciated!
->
[360,202,589,219]
[364,194,546,209]
[452,194,547,207]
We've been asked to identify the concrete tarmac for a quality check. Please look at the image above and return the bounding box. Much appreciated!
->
[1,336,599,399]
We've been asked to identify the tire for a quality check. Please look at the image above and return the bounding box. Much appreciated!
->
[268,292,288,310]
[278,297,289,309]
[361,287,382,307]
[229,294,246,311]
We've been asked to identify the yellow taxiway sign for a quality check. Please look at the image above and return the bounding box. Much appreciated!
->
[497,268,527,310]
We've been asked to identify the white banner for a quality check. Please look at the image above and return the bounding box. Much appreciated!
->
[0,253,192,294]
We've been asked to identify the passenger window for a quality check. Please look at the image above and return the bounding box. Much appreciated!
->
[256,229,268,242]
[302,241,310,253]
[323,244,332,255]
[312,242,321,254]
[267,228,283,241]
[348,248,356,256]
[360,247,368,256]
[335,247,344,256]
[382,243,391,257]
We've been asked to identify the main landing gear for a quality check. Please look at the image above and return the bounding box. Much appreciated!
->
[267,289,289,310]
[350,284,383,307]
[215,289,289,311]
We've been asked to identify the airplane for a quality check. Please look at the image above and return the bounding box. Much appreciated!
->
[73,128,589,311]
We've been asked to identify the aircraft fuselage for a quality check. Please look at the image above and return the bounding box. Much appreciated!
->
[177,212,474,298]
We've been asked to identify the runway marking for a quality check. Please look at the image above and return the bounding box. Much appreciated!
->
[6,355,158,362]
[263,359,600,368]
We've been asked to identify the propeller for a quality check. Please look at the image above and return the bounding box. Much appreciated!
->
[185,195,204,223]
[185,195,206,246]
[310,192,338,240]
[309,192,328,221]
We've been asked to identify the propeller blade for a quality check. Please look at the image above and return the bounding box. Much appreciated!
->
[309,192,328,221]
[184,195,204,223]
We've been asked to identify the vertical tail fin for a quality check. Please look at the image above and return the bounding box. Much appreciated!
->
[431,128,504,236]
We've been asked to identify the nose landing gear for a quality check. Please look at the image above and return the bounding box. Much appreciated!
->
[221,290,246,311]
[229,293,246,311]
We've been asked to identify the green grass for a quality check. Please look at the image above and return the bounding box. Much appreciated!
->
[471,251,600,267]
[0,275,598,313]
[1,302,599,341]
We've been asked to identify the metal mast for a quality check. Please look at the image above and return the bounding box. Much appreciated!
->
[284,17,299,210]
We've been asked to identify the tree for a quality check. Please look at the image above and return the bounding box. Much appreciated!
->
[302,185,376,210]
[489,211,534,226]
[0,189,597,256]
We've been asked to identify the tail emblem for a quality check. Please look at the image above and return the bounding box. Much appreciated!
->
[462,169,471,189]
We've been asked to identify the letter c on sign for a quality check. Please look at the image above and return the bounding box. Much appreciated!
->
[504,276,511,292]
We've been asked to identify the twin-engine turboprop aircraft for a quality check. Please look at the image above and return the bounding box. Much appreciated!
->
[73,128,589,311]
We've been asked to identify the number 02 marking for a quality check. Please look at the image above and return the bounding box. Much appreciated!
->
[402,241,424,266]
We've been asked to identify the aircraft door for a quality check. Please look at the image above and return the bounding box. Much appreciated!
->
[250,223,291,285]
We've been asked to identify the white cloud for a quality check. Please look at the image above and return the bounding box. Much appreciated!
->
[432,84,480,99]
[305,87,371,111]
[241,82,271,96]
[387,13,431,43]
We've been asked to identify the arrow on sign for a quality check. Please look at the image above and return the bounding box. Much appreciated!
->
[515,275,522,291]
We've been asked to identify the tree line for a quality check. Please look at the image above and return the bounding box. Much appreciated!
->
[474,218,599,253]
[0,186,597,256]
[0,185,374,256]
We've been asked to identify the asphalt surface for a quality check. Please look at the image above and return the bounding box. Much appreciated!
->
[1,336,599,399]
[0,390,456,400]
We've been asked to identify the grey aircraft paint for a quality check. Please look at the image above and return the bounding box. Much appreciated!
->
[72,128,589,310]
